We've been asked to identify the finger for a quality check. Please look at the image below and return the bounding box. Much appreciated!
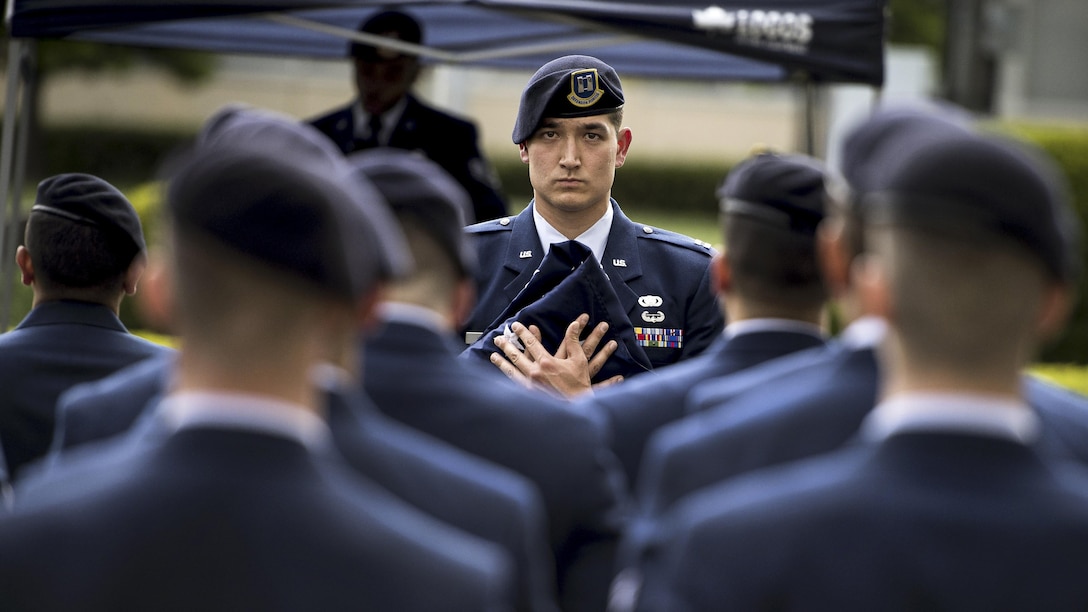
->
[495,335,532,374]
[489,351,531,387]
[511,321,547,362]
[556,315,588,360]
[581,321,610,359]
[587,339,618,377]
[528,325,543,343]
[591,375,625,391]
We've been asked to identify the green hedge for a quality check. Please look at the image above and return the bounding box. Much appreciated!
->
[9,122,1088,365]
[989,123,1088,365]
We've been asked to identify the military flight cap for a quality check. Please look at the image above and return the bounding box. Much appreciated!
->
[512,54,625,144]
[462,240,652,382]
[717,152,828,235]
[349,10,423,61]
[349,148,477,278]
[865,130,1080,282]
[32,173,146,256]
[167,106,412,300]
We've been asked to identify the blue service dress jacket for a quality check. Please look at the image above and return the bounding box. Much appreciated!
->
[0,421,513,612]
[40,357,559,612]
[0,300,172,480]
[462,201,724,371]
[52,353,173,453]
[641,345,1088,520]
[636,431,1088,612]
[308,95,507,222]
[580,328,826,487]
[363,319,631,612]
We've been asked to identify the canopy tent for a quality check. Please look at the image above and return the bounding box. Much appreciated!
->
[1,0,887,325]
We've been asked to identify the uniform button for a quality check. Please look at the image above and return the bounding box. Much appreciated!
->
[499,217,511,226]
[642,225,654,234]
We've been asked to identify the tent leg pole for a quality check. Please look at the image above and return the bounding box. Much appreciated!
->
[800,79,818,156]
[1,39,34,330]
[0,38,29,331]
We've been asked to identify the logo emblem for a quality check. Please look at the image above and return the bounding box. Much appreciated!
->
[567,69,604,108]
[642,311,665,324]
[638,295,663,308]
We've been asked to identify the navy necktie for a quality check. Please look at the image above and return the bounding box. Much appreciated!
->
[357,113,384,150]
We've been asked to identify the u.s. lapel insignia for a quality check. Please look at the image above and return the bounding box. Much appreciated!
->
[638,295,663,308]
[642,311,665,324]
[612,258,627,268]
[519,250,533,259]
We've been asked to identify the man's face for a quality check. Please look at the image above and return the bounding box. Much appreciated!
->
[354,50,418,115]
[519,115,632,218]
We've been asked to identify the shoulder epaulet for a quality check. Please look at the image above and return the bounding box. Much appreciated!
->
[636,224,717,255]
[466,216,515,234]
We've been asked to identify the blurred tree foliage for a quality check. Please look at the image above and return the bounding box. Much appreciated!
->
[33,40,217,84]
[887,0,947,59]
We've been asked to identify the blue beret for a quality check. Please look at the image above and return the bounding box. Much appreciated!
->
[33,173,145,255]
[512,55,625,144]
[349,148,477,278]
[462,240,652,382]
[717,152,827,235]
[865,132,1080,282]
[167,107,412,300]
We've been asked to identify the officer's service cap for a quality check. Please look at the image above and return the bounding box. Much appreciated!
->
[839,104,973,197]
[865,131,1080,282]
[167,106,412,300]
[349,10,422,61]
[512,55,624,144]
[32,173,146,256]
[717,152,827,235]
[349,148,477,278]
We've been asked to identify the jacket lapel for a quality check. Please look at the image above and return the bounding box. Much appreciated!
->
[502,204,546,302]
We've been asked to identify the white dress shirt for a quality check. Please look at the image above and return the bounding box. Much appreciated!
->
[723,318,825,341]
[353,96,409,146]
[158,390,332,451]
[862,391,1039,445]
[532,202,614,264]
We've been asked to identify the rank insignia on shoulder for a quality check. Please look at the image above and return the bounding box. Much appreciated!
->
[519,250,533,259]
[634,327,683,349]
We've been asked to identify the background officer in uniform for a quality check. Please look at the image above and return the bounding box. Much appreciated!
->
[462,55,724,372]
[308,9,507,223]
[0,174,171,481]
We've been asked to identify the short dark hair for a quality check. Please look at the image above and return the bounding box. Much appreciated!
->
[721,212,826,310]
[350,10,423,60]
[24,212,139,294]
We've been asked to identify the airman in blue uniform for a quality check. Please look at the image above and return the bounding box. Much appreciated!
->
[460,55,724,372]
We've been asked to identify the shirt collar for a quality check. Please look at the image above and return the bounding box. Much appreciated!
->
[840,315,888,349]
[861,391,1039,445]
[532,202,614,264]
[157,390,331,451]
[723,318,825,341]
[353,96,409,144]
[378,301,449,333]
